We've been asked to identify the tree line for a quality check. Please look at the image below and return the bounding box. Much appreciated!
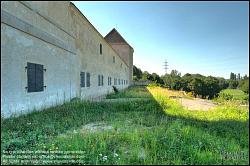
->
[133,65,249,99]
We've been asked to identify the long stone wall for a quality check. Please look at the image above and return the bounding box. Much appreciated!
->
[1,1,131,118]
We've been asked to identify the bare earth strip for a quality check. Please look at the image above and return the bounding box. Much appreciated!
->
[175,98,217,111]
[100,98,151,103]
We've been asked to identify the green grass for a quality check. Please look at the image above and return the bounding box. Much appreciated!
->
[106,86,152,99]
[1,86,249,165]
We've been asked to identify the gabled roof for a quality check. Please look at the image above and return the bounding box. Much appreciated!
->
[105,28,134,50]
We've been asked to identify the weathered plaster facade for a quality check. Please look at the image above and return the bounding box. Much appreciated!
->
[1,1,133,118]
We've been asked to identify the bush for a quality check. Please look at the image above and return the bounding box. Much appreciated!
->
[112,86,119,93]
[219,92,233,100]
[187,92,193,97]
[147,82,161,88]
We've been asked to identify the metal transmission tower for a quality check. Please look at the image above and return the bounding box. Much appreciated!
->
[163,60,169,74]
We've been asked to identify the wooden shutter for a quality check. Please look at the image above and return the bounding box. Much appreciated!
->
[27,62,36,92]
[101,75,103,86]
[27,62,44,92]
[35,64,44,91]
[98,75,100,86]
[80,72,85,87]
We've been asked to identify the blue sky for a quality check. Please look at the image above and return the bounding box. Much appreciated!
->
[72,1,249,79]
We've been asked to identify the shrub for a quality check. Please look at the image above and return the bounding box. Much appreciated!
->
[187,92,193,97]
[112,86,119,93]
[219,92,233,100]
[147,82,160,88]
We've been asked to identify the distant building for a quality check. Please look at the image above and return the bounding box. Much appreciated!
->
[1,1,134,118]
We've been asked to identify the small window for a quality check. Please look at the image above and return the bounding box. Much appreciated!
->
[98,75,100,86]
[113,56,115,63]
[108,77,112,86]
[118,79,120,85]
[27,62,44,92]
[87,73,90,87]
[100,44,102,55]
[80,72,85,87]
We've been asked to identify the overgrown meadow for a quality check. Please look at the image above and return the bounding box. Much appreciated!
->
[1,86,249,165]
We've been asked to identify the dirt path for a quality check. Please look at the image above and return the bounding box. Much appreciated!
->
[100,98,151,103]
[175,98,217,111]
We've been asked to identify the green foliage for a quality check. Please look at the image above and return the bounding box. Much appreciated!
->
[133,65,143,80]
[161,70,182,90]
[112,86,119,94]
[218,89,249,103]
[162,71,222,99]
[107,86,152,99]
[230,72,237,80]
[228,80,238,89]
[238,78,249,94]
[133,65,164,84]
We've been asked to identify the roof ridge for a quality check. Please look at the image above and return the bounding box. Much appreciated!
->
[105,28,133,50]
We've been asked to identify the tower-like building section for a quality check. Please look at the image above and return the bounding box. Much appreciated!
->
[105,28,134,85]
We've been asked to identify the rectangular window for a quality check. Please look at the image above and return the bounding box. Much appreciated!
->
[87,72,90,87]
[113,56,115,63]
[110,77,112,85]
[80,72,85,87]
[108,77,110,85]
[118,79,120,85]
[100,44,102,55]
[98,75,100,86]
[27,62,44,92]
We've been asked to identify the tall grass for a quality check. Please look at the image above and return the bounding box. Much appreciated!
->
[1,86,249,165]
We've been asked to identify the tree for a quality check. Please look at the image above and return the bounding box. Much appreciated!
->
[162,70,182,90]
[217,77,229,90]
[189,77,204,98]
[151,73,164,84]
[141,71,149,81]
[204,76,220,99]
[230,72,236,80]
[237,73,241,81]
[133,65,143,80]
[238,76,249,94]
[182,73,193,92]
[228,80,238,89]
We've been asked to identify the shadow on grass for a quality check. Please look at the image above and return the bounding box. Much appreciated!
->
[1,85,249,156]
